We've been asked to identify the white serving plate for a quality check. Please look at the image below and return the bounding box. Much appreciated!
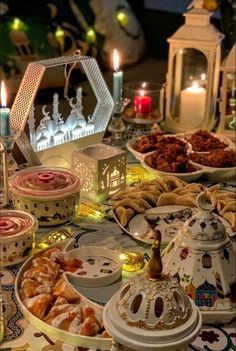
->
[112,205,233,247]
[113,206,196,246]
[140,156,205,182]
[15,241,113,349]
[180,132,236,153]
[127,132,236,182]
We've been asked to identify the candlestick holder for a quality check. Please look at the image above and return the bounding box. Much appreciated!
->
[107,98,130,147]
[0,132,19,208]
[121,81,164,140]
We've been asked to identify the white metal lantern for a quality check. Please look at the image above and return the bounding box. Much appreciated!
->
[72,143,126,202]
[164,0,224,133]
[218,44,236,138]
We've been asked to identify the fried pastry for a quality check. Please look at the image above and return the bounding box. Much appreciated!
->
[23,293,53,319]
[41,246,64,262]
[175,194,198,207]
[20,278,53,299]
[113,198,146,213]
[219,200,236,215]
[53,277,81,303]
[23,265,58,284]
[156,192,179,206]
[80,316,101,336]
[44,304,83,332]
[162,175,187,190]
[115,206,135,226]
[222,211,236,231]
[32,256,60,277]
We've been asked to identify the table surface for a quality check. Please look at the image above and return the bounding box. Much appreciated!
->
[1,166,236,351]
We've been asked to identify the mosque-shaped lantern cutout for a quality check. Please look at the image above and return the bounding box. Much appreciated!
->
[72,143,126,202]
[10,54,114,167]
[164,0,224,133]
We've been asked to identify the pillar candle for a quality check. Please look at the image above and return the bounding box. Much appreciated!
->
[180,81,206,128]
[134,90,152,115]
[112,49,123,103]
[0,81,11,136]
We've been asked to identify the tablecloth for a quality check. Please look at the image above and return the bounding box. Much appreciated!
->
[1,202,236,351]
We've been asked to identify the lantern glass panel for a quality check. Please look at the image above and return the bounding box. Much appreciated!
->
[224,72,236,132]
[171,48,209,129]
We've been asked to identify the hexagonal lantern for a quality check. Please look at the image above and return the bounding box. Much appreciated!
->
[10,54,114,167]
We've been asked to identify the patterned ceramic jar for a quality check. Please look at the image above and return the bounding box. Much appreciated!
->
[0,210,37,267]
[9,167,81,227]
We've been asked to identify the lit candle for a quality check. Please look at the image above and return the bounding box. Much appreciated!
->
[180,81,206,128]
[0,81,11,136]
[134,90,152,115]
[112,49,123,103]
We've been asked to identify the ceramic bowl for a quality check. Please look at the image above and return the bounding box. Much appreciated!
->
[140,156,205,182]
[9,166,81,227]
[126,134,192,162]
[0,210,37,267]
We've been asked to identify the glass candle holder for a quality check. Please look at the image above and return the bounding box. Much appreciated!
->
[123,81,164,122]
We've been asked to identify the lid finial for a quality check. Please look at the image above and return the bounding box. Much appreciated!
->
[145,216,163,280]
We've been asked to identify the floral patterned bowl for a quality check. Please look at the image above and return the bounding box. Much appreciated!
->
[0,210,37,267]
[9,166,81,227]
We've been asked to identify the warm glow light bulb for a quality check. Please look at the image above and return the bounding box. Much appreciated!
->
[11,17,25,31]
[86,28,96,42]
[116,10,129,26]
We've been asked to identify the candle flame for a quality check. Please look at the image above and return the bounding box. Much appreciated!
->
[0,81,7,107]
[201,73,206,81]
[192,81,199,89]
[141,82,147,88]
[113,49,120,71]
[140,90,145,97]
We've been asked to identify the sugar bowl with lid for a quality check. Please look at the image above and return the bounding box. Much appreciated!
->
[162,192,236,324]
[9,166,81,226]
[0,210,37,267]
[103,229,202,351]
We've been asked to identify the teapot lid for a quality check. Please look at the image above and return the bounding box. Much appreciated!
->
[182,192,226,241]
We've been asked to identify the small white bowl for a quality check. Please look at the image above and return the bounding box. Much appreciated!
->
[63,245,123,288]
[0,210,37,267]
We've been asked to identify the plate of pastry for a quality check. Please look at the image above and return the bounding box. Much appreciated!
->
[15,241,118,349]
[127,206,196,245]
[110,176,236,244]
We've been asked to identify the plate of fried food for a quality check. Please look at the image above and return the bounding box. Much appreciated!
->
[127,130,236,181]
[183,130,236,181]
[110,176,235,245]
[15,240,115,349]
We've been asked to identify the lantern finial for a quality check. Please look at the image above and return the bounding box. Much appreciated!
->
[188,0,204,10]
[145,217,163,280]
